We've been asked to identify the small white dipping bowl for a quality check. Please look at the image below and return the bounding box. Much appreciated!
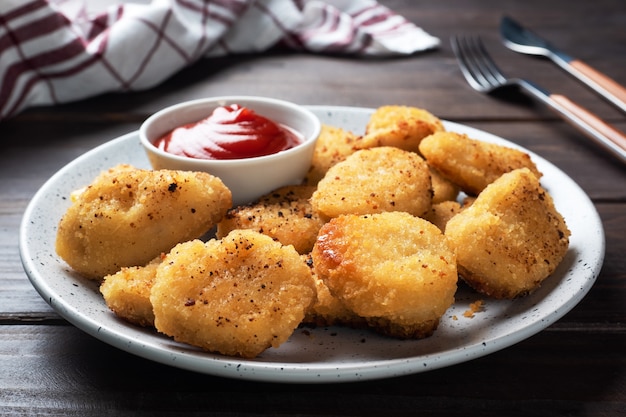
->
[140,96,321,206]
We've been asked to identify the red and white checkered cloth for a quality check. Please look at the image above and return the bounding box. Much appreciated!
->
[0,0,440,120]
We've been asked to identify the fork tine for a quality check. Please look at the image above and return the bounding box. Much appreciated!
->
[472,37,508,84]
[452,36,626,165]
[450,35,486,90]
[451,35,508,91]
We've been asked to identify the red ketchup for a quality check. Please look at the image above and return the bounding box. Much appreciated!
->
[154,104,302,160]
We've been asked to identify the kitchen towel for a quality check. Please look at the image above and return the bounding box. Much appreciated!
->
[0,0,440,120]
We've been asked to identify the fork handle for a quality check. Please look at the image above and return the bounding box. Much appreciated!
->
[551,93,626,147]
[529,86,626,165]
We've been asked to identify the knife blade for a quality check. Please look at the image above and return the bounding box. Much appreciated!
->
[500,15,626,114]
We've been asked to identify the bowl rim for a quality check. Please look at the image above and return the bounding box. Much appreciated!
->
[139,95,321,165]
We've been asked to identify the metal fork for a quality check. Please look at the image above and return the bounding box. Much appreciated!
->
[450,35,626,166]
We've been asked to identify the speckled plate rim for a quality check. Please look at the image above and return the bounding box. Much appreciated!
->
[19,105,605,383]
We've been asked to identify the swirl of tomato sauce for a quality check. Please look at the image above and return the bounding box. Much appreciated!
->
[154,104,302,160]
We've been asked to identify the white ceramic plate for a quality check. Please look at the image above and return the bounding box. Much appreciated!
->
[20,106,605,383]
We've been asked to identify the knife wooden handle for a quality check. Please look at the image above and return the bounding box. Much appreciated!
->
[570,60,626,111]
[550,94,626,159]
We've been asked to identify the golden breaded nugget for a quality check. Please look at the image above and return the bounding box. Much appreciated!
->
[310,147,432,218]
[100,256,162,327]
[360,105,445,152]
[305,124,363,185]
[422,200,463,232]
[445,168,570,299]
[312,212,457,339]
[150,231,316,359]
[216,185,325,254]
[430,166,460,204]
[419,132,542,195]
[56,164,231,279]
[301,255,367,328]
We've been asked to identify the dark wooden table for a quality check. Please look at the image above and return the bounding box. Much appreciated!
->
[2,1,625,415]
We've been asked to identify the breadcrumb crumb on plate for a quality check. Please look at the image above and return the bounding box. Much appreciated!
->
[20,106,604,383]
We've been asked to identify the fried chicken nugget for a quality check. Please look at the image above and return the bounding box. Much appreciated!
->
[430,166,460,204]
[216,185,325,254]
[419,132,542,195]
[445,168,570,299]
[310,147,432,218]
[100,256,162,327]
[422,200,463,232]
[150,230,316,359]
[301,255,367,328]
[360,105,445,152]
[312,212,458,339]
[305,124,363,185]
[55,164,232,279]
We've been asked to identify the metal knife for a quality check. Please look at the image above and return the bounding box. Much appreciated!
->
[500,15,626,114]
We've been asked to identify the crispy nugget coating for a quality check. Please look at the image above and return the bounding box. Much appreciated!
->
[100,256,162,327]
[311,212,458,339]
[216,185,325,254]
[360,105,445,152]
[305,124,363,185]
[301,255,367,328]
[419,132,542,195]
[445,168,570,299]
[310,147,432,218]
[430,166,460,204]
[423,200,463,232]
[55,164,232,279]
[150,231,316,359]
